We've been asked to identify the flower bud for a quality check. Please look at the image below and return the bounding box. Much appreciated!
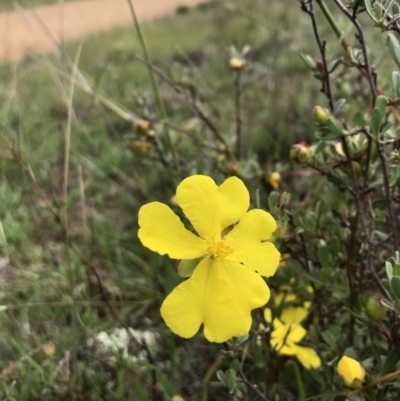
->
[130,140,149,155]
[365,293,387,322]
[315,60,325,72]
[229,57,246,71]
[133,118,151,135]
[313,106,331,126]
[266,172,282,190]
[337,356,365,389]
[227,161,240,175]
[290,142,311,164]
[32,342,56,363]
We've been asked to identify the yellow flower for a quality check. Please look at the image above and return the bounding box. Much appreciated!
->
[138,175,280,343]
[267,172,282,190]
[337,356,366,389]
[274,282,313,310]
[229,56,246,70]
[267,306,321,369]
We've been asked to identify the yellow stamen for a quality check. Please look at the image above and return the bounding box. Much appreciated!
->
[205,236,233,261]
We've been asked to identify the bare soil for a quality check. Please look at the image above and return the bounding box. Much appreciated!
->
[0,0,203,61]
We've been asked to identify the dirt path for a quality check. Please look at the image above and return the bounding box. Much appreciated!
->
[0,0,203,61]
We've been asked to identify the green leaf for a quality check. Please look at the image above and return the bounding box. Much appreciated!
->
[225,369,237,393]
[364,0,379,22]
[391,71,400,97]
[234,334,249,347]
[321,330,336,347]
[391,276,400,299]
[394,263,400,277]
[357,294,366,308]
[328,237,339,255]
[381,298,395,311]
[333,98,346,115]
[216,370,225,383]
[375,95,388,116]
[374,2,383,21]
[387,33,400,69]
[317,245,329,269]
[268,191,279,213]
[371,107,383,136]
[319,267,331,283]
[382,279,392,293]
[386,261,394,280]
[230,359,240,372]
[300,53,316,70]
[353,111,367,126]
[381,350,400,375]
[383,0,396,20]
[327,58,342,74]
[314,141,327,155]
[327,116,344,138]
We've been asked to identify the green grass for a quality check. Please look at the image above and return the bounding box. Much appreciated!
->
[0,0,388,399]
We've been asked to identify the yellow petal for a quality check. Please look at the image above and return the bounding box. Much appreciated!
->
[276,344,297,356]
[274,291,298,306]
[225,209,280,276]
[176,175,249,239]
[161,258,270,343]
[271,319,307,350]
[337,356,366,388]
[264,308,272,323]
[280,307,308,325]
[138,202,206,259]
[294,346,321,369]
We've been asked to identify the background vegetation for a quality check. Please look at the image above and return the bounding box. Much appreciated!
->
[1,0,400,400]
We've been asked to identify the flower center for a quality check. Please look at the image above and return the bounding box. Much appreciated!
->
[205,237,233,261]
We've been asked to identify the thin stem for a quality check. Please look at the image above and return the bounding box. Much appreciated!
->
[293,362,306,401]
[133,53,234,161]
[125,0,180,176]
[201,355,225,401]
[238,371,271,401]
[234,71,243,159]
[347,369,400,397]
[303,0,334,109]
[315,0,341,37]
[329,0,377,105]
[377,142,399,249]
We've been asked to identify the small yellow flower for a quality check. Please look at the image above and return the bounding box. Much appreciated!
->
[337,356,366,389]
[229,56,246,70]
[267,306,321,369]
[138,175,280,343]
[267,172,282,190]
[172,396,185,401]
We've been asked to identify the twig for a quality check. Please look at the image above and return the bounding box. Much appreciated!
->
[133,53,234,160]
[238,371,271,401]
[323,0,377,104]
[302,0,334,110]
[125,0,180,177]
[201,355,225,401]
[234,70,243,159]
[377,142,399,250]
[347,369,400,397]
